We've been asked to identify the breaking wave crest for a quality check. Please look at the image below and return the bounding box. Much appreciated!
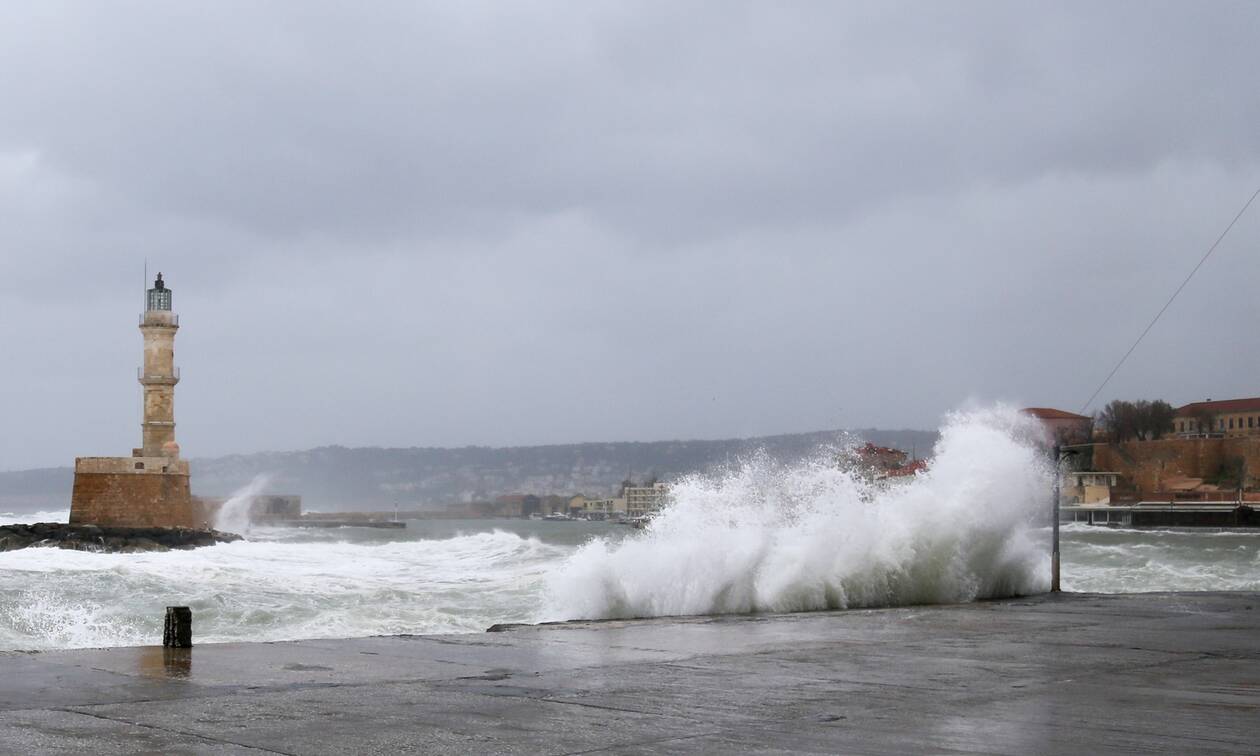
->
[542,407,1053,621]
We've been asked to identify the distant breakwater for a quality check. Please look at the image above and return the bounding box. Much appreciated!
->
[0,523,241,553]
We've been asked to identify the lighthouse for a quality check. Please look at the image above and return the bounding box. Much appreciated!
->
[138,273,181,458]
[69,273,197,529]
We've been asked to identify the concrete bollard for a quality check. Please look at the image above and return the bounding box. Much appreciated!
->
[163,606,192,648]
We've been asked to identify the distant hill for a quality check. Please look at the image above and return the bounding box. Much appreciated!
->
[0,428,938,513]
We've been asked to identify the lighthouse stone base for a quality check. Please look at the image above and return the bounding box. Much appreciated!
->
[69,457,205,530]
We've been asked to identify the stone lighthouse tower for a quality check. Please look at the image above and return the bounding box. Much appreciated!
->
[138,273,181,458]
[69,273,197,528]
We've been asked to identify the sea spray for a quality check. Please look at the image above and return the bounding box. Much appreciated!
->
[213,474,274,535]
[541,406,1054,621]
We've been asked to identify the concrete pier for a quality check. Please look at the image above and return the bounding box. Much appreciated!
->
[1,592,1257,754]
[1064,503,1260,527]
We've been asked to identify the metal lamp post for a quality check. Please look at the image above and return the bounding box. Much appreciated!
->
[1052,446,1080,593]
[1052,445,1061,592]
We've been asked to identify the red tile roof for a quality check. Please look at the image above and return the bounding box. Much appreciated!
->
[885,460,928,477]
[1021,407,1091,421]
[1175,397,1260,416]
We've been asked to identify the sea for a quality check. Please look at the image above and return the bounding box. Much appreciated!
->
[2,407,1257,651]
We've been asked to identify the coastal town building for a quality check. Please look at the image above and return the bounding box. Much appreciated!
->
[840,443,927,480]
[1063,472,1122,505]
[539,495,570,516]
[623,483,669,518]
[885,459,928,478]
[856,443,908,473]
[1021,407,1093,445]
[1174,397,1260,438]
[570,495,620,519]
[493,494,538,518]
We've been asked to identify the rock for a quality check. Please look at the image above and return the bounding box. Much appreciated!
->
[123,538,168,552]
[0,523,236,553]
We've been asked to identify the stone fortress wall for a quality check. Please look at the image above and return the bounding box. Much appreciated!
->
[1092,436,1260,495]
[69,457,201,528]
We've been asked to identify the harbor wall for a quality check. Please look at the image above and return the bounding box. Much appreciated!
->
[1092,437,1260,495]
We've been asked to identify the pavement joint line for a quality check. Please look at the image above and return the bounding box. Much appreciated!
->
[56,706,297,755]
[48,666,714,722]
[428,672,742,723]
[558,729,728,755]
[525,690,706,719]
[1019,638,1219,654]
[976,715,1256,749]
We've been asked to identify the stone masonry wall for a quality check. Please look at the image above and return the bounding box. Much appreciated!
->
[69,459,202,529]
[1092,437,1260,495]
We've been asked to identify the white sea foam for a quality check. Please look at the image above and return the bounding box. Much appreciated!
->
[1059,522,1260,593]
[0,509,69,525]
[0,529,567,650]
[541,406,1054,621]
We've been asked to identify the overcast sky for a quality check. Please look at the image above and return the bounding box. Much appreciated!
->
[2,2,1259,470]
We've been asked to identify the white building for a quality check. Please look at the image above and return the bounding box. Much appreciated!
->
[623,483,669,518]
[571,495,622,519]
[1064,472,1121,506]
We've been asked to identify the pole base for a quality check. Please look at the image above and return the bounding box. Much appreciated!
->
[163,606,192,648]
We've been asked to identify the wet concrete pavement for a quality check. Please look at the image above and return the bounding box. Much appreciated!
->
[1,592,1257,754]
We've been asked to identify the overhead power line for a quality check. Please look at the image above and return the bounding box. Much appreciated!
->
[1079,183,1260,415]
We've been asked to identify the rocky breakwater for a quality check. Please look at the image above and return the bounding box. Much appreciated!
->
[0,522,242,553]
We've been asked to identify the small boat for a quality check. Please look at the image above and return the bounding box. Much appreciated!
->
[542,513,574,522]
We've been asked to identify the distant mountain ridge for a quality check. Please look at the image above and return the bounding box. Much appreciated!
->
[0,428,938,512]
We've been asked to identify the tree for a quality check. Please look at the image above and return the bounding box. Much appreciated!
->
[1189,408,1217,436]
[1097,400,1139,442]
[1097,399,1176,442]
[1140,400,1176,440]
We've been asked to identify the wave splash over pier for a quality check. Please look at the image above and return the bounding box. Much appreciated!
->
[544,407,1054,620]
[13,406,1249,651]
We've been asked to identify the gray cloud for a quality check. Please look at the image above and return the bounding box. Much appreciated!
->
[2,1,1259,469]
